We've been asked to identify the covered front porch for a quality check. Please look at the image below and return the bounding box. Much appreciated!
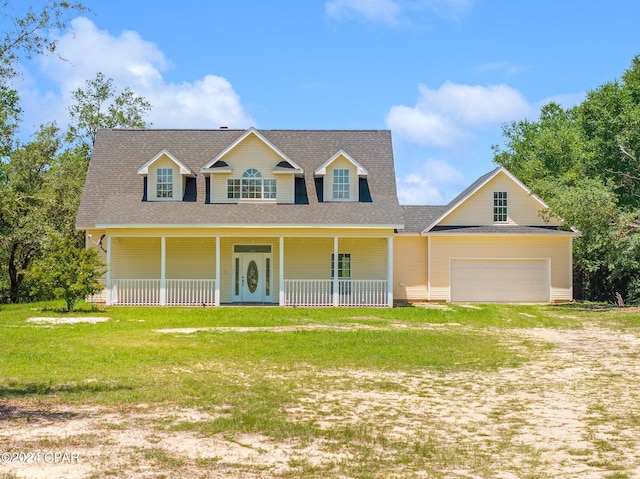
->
[98,231,394,307]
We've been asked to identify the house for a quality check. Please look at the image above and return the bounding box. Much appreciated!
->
[394,167,578,303]
[76,127,578,306]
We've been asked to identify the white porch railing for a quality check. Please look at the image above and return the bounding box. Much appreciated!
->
[112,279,216,306]
[284,279,333,306]
[166,279,216,305]
[284,279,388,307]
[111,278,386,307]
[112,279,160,305]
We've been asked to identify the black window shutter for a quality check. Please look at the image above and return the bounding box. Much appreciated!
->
[314,177,324,202]
[294,177,309,204]
[183,177,197,202]
[358,178,372,202]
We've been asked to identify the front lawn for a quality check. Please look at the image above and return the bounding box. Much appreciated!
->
[1,301,638,478]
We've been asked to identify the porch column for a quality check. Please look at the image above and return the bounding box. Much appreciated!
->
[215,236,220,306]
[279,236,285,306]
[160,236,166,305]
[427,235,431,301]
[105,235,112,305]
[387,235,394,307]
[333,236,339,306]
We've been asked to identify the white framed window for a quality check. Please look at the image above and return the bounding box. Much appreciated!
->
[227,168,277,200]
[332,168,350,200]
[493,191,508,222]
[156,168,173,199]
[331,253,352,295]
[228,178,241,199]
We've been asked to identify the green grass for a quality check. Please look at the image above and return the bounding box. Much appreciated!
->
[2,300,635,478]
[0,299,592,327]
[0,301,582,404]
[0,302,589,400]
[0,301,578,429]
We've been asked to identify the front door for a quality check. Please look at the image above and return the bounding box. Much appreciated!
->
[242,253,264,302]
[232,245,273,303]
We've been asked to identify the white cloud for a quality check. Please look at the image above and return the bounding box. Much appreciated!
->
[386,104,459,147]
[325,0,401,24]
[148,75,248,129]
[386,81,531,147]
[419,82,531,125]
[396,159,465,204]
[325,0,471,24]
[40,17,169,91]
[23,17,252,132]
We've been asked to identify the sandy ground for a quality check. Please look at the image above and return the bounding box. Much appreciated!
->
[2,322,640,478]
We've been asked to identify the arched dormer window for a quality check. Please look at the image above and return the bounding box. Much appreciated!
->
[227,168,277,200]
[243,168,261,178]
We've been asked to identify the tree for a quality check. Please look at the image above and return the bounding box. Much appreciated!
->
[0,71,152,303]
[27,236,104,312]
[0,0,86,79]
[0,123,62,302]
[493,56,640,302]
[0,5,154,304]
[0,84,21,156]
[67,72,152,151]
[0,121,91,302]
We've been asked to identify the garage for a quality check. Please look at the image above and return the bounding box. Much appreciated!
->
[450,259,550,302]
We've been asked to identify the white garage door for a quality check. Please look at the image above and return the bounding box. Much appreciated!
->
[451,259,550,303]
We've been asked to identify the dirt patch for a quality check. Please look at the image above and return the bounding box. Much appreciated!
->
[2,325,640,478]
[411,302,455,311]
[154,323,383,334]
[154,322,461,334]
[26,317,110,324]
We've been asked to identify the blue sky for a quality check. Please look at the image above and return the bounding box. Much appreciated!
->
[12,0,640,204]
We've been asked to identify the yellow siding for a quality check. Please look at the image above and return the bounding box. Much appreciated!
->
[166,238,216,279]
[86,229,107,302]
[111,237,160,279]
[211,134,294,203]
[429,235,572,302]
[100,228,394,304]
[393,236,428,301]
[325,156,358,202]
[440,171,561,227]
[284,237,388,280]
[345,237,388,280]
[284,238,333,279]
[86,229,107,270]
[149,155,182,201]
[212,173,231,203]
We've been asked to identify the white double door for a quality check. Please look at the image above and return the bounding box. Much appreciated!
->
[234,253,272,303]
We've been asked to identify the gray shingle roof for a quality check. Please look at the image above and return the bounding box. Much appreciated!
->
[428,225,577,235]
[446,166,501,207]
[398,206,449,233]
[76,129,404,229]
[399,167,576,236]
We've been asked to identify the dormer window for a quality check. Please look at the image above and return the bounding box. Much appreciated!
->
[156,168,174,199]
[137,149,194,202]
[315,149,367,203]
[493,191,508,222]
[227,168,277,200]
[333,169,350,200]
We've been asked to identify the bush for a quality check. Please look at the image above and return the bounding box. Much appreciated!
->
[28,236,105,312]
